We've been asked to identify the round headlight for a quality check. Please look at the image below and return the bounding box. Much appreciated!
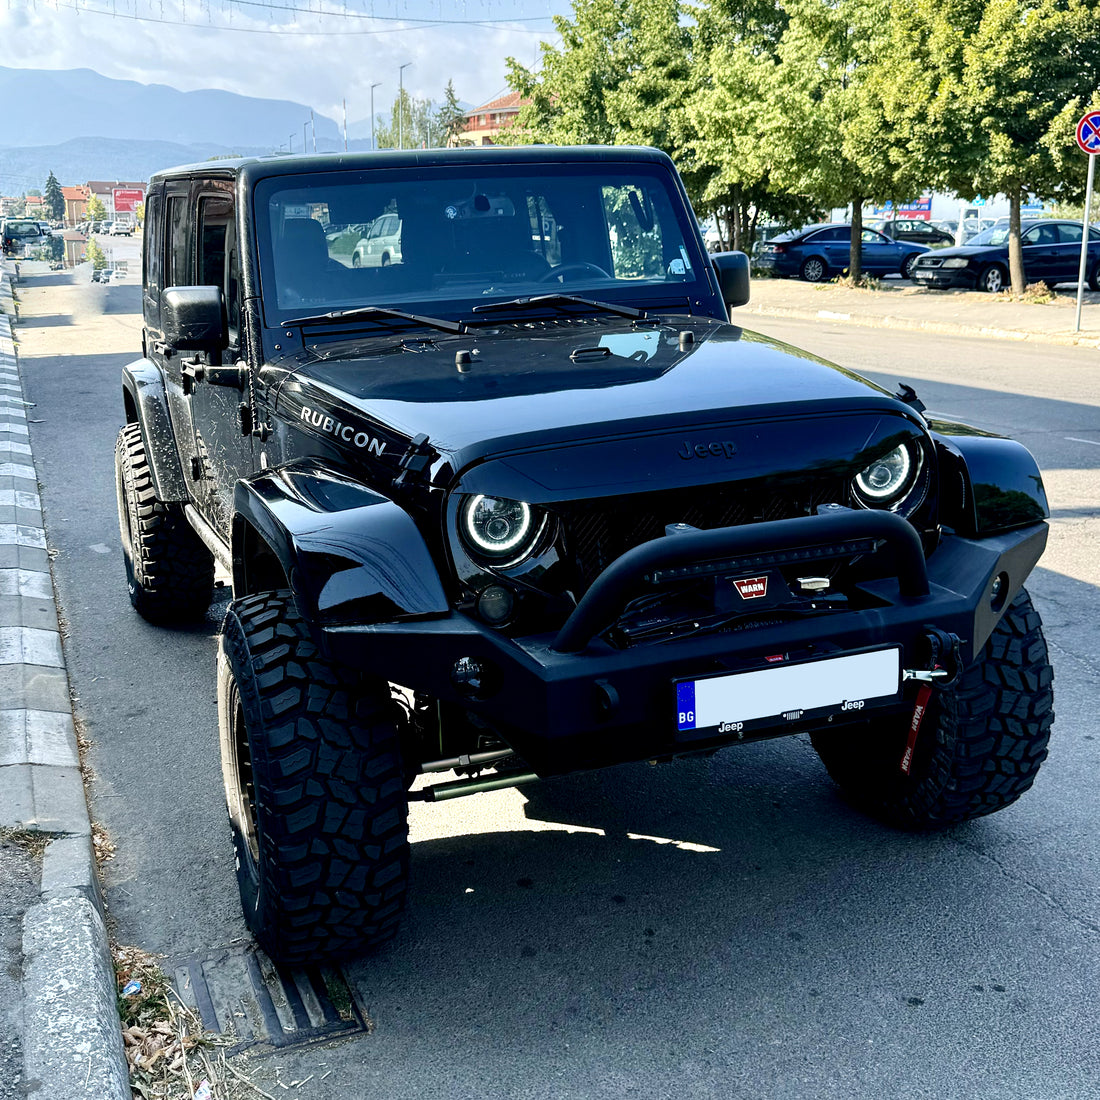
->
[854,444,917,505]
[460,495,545,561]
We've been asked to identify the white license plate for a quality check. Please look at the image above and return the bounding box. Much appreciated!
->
[675,648,901,738]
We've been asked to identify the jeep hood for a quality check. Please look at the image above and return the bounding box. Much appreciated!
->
[272,319,925,493]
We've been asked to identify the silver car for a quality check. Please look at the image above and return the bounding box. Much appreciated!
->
[352,214,402,268]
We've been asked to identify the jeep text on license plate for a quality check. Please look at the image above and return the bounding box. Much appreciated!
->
[674,648,901,739]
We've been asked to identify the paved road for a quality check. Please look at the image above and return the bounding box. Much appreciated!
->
[13,274,1100,1099]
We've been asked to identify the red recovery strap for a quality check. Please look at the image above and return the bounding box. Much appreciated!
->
[900,681,935,775]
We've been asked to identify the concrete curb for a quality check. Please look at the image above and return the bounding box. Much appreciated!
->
[744,301,1100,349]
[0,262,130,1100]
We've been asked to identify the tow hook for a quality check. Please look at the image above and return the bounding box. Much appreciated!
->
[899,629,963,775]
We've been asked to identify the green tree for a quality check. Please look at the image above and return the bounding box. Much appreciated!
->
[879,0,1100,293]
[435,80,468,146]
[86,195,108,223]
[375,89,441,149]
[43,171,65,223]
[85,237,107,270]
[685,0,816,250]
[766,0,925,281]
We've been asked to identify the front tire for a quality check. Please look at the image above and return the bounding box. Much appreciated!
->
[810,589,1053,829]
[800,257,827,283]
[1088,258,1100,292]
[901,253,921,280]
[980,264,1007,293]
[114,423,214,623]
[218,591,410,965]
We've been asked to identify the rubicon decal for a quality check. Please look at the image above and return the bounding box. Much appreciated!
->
[734,575,768,599]
[299,404,387,457]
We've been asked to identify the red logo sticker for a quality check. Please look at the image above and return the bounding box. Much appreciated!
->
[734,575,768,600]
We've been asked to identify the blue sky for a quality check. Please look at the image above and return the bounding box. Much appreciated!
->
[7,0,570,123]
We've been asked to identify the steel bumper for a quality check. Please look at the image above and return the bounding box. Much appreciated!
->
[321,517,1048,774]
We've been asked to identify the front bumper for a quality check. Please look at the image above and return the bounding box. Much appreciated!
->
[912,267,977,289]
[321,514,1047,775]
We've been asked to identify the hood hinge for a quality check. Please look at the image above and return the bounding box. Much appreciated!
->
[393,432,435,491]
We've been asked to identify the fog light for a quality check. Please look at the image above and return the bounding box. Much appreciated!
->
[452,656,488,698]
[477,584,514,626]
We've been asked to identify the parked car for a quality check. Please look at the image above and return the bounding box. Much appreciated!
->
[912,219,1100,292]
[115,146,1053,967]
[110,221,133,236]
[92,267,112,283]
[352,213,402,267]
[870,218,955,248]
[1,218,43,255]
[755,223,930,282]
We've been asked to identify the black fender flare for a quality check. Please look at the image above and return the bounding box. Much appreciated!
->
[121,357,188,501]
[931,422,1048,536]
[232,463,449,630]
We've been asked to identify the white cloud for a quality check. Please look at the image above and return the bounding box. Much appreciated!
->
[6,0,562,123]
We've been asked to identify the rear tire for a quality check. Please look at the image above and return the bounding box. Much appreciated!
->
[218,591,410,965]
[810,589,1053,829]
[1088,258,1100,293]
[800,257,827,283]
[114,423,214,623]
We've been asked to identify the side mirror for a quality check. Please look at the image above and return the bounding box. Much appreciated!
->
[162,286,226,354]
[711,251,751,310]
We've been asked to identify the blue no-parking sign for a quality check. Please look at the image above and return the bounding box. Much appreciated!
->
[1077,111,1100,154]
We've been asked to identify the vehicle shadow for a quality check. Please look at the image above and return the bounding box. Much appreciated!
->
[340,715,1095,1096]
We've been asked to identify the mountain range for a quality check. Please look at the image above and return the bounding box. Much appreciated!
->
[0,66,380,194]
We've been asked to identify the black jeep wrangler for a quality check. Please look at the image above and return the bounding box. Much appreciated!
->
[116,147,1053,965]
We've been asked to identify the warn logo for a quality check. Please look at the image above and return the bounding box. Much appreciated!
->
[734,575,768,600]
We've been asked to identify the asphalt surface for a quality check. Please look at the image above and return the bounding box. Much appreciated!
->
[5,264,1100,1098]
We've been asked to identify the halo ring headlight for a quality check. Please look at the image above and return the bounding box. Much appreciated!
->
[853,443,920,507]
[460,495,546,563]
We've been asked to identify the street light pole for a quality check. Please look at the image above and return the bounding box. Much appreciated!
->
[370,82,382,151]
[398,62,412,150]
[288,133,294,154]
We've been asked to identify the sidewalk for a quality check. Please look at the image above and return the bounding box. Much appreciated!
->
[0,260,129,1099]
[744,274,1100,347]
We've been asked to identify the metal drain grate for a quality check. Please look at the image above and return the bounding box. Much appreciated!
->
[169,944,369,1053]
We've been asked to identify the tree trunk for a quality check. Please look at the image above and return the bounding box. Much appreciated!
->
[731,185,743,252]
[1007,191,1025,294]
[849,201,863,282]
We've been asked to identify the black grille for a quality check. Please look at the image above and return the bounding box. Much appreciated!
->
[558,479,850,593]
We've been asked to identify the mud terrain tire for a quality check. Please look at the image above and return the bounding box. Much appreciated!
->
[115,423,214,623]
[810,589,1053,829]
[218,591,410,964]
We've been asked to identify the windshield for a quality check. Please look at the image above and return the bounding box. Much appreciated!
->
[254,163,702,322]
[4,222,41,239]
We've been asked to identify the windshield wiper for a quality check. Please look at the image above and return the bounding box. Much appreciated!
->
[281,305,466,335]
[470,293,646,321]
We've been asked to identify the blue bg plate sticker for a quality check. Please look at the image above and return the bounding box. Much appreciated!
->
[675,648,901,737]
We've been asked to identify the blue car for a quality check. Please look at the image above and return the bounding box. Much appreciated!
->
[755,223,930,282]
[912,219,1100,292]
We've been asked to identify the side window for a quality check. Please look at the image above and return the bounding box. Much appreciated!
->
[166,193,190,286]
[143,192,163,307]
[861,229,887,244]
[198,193,239,346]
[1057,223,1082,245]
